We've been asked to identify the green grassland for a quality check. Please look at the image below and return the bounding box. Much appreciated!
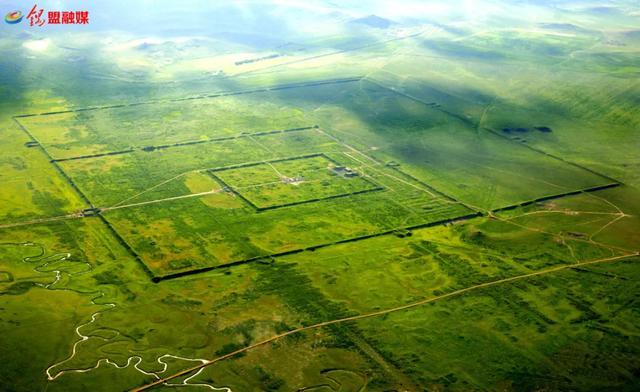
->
[0,108,86,223]
[36,78,618,213]
[3,189,639,390]
[1,1,640,391]
[38,108,475,277]
[212,154,381,209]
[279,80,615,210]
[100,146,470,276]
[17,91,313,160]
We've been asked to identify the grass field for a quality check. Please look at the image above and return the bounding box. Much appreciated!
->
[211,154,382,210]
[1,1,639,391]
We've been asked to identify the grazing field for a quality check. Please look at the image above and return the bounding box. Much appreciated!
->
[96,133,472,276]
[1,1,639,391]
[16,86,316,160]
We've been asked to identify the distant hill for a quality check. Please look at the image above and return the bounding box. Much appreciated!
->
[537,23,588,33]
[623,30,640,40]
[350,15,394,29]
[585,6,620,15]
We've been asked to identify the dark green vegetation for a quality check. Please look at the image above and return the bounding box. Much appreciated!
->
[1,1,639,391]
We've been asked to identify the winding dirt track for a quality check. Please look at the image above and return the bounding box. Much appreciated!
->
[130,251,639,392]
